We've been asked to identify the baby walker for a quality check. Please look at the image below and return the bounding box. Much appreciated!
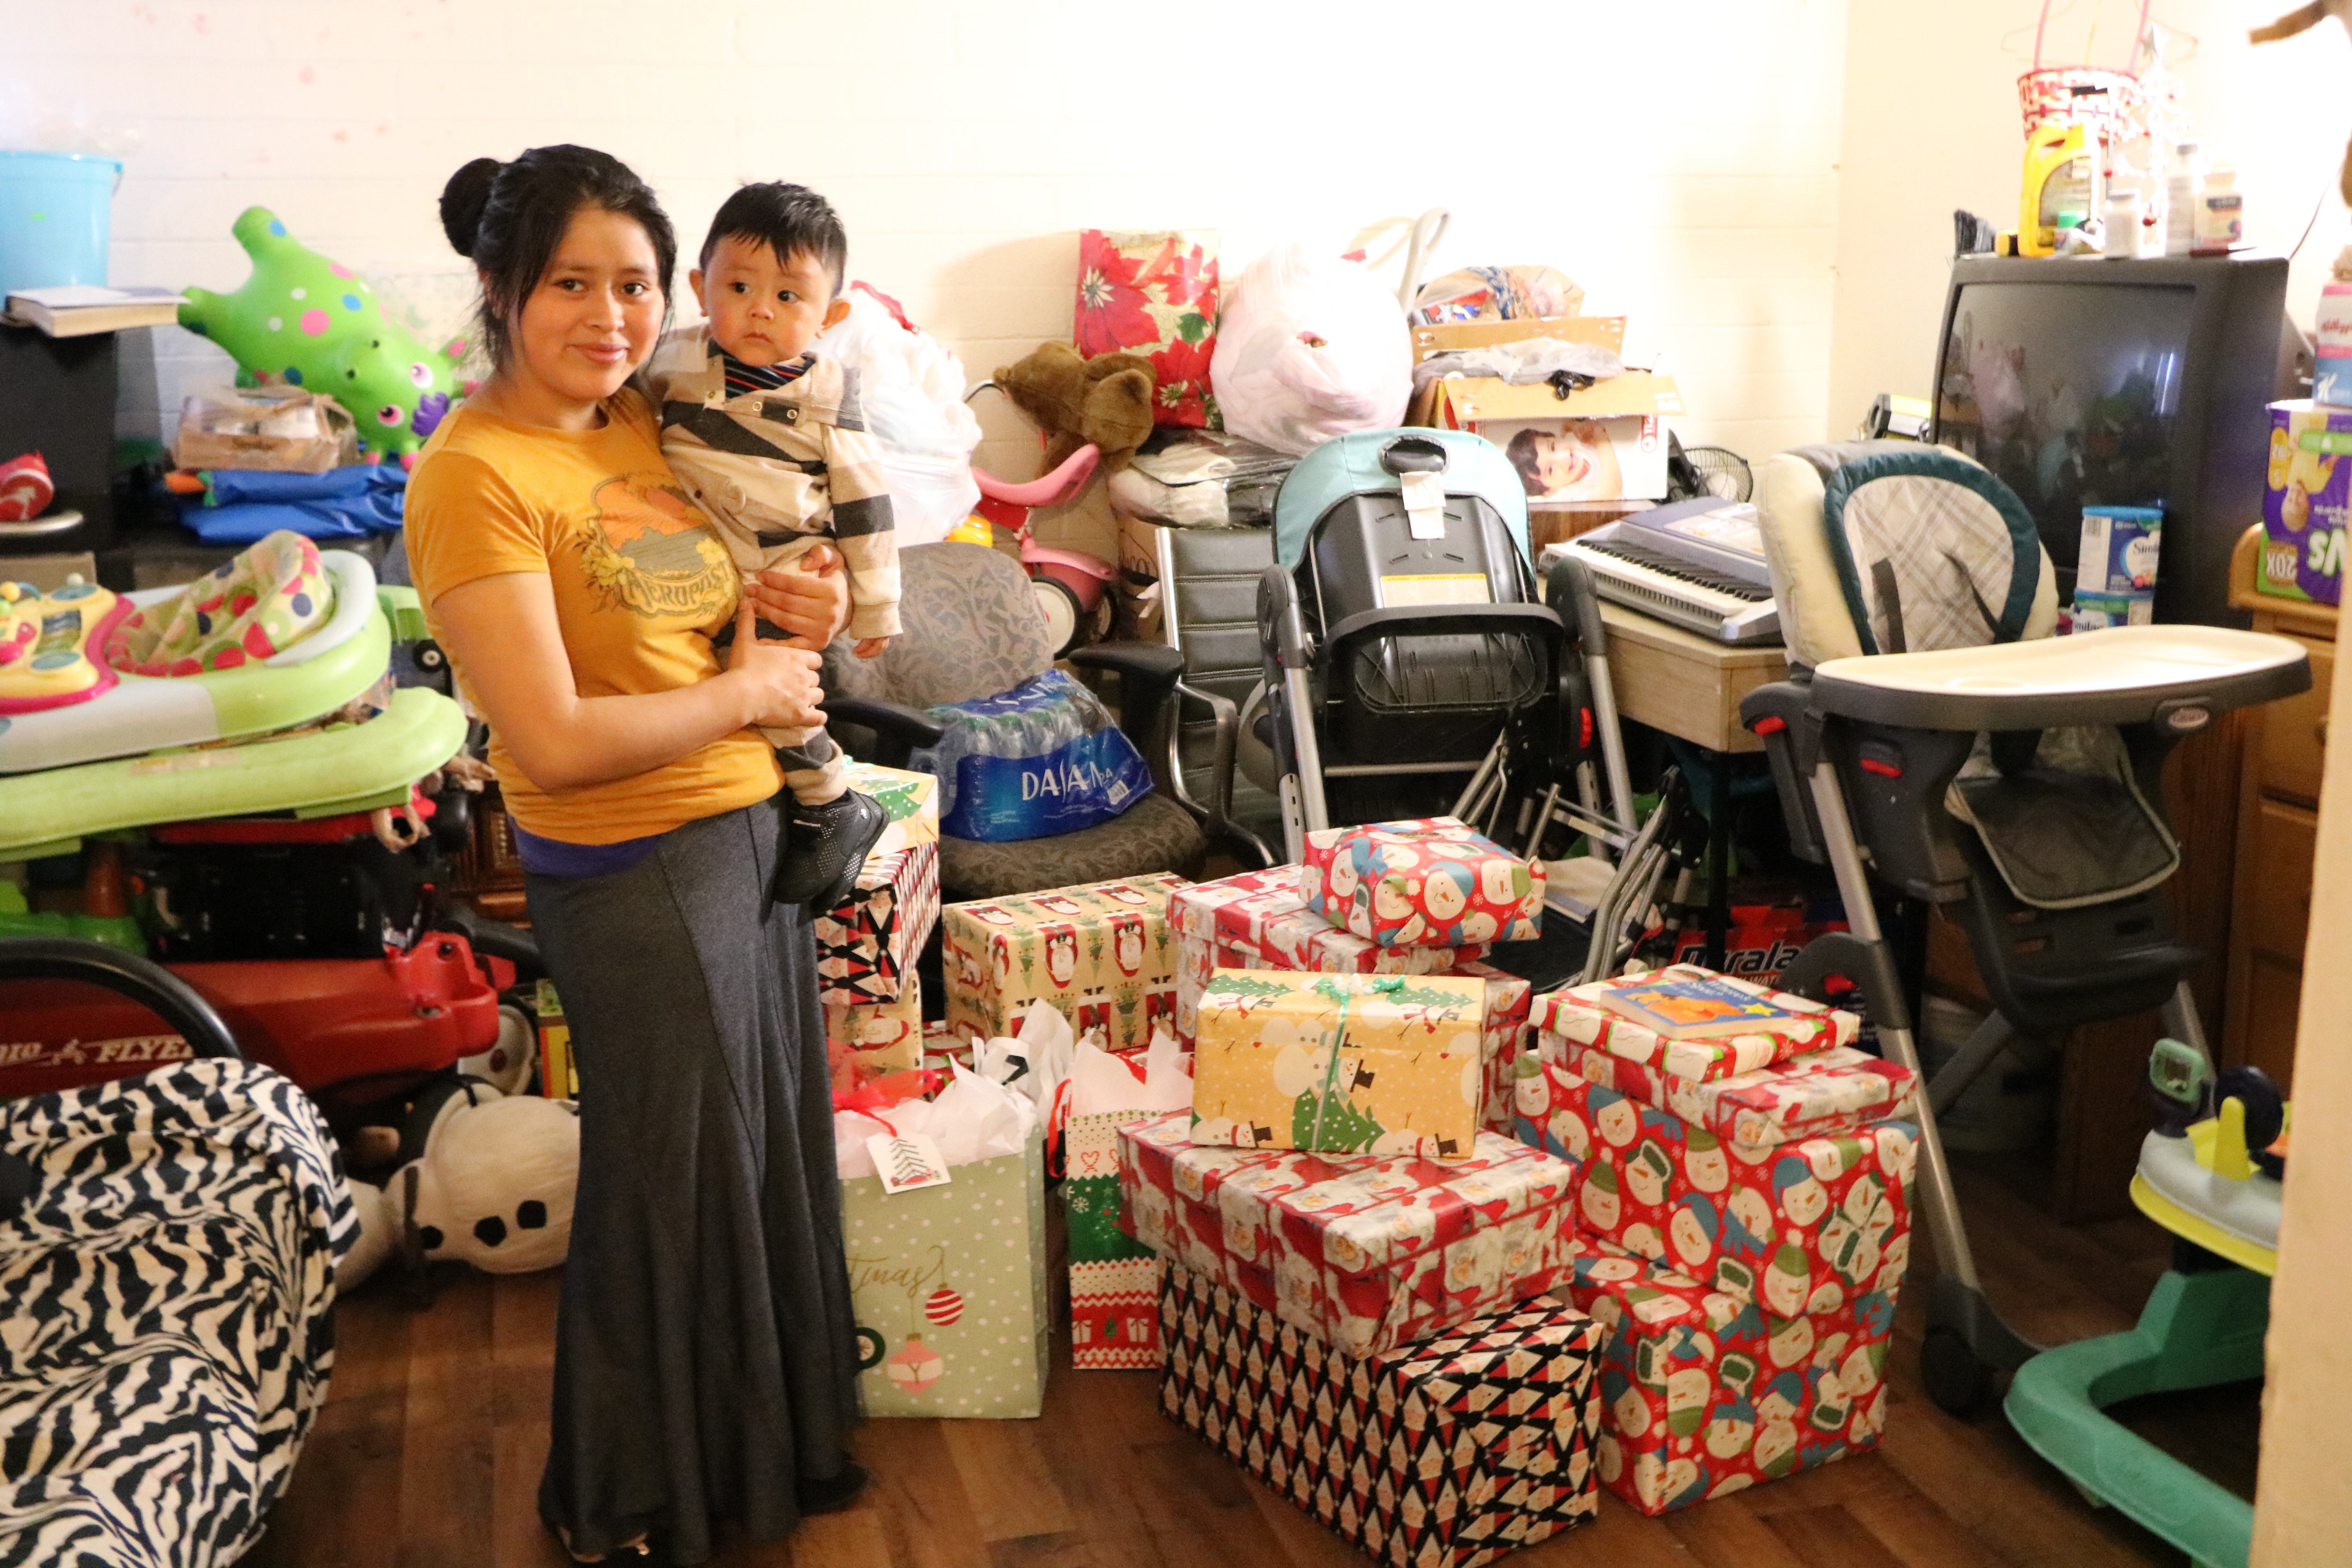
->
[2002,1045,2283,1568]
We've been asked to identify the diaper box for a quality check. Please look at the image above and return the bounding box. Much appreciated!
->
[2258,400,2352,606]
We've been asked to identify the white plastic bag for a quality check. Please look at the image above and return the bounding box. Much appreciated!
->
[818,286,983,546]
[1209,243,1413,456]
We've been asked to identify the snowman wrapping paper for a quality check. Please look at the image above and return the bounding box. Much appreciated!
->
[1169,867,1488,1044]
[1568,1240,1896,1514]
[1302,817,1545,948]
[1534,964,1858,1083]
[1159,1263,1604,1567]
[1190,969,1488,1160]
[1116,1111,1581,1359]
[1513,1056,1916,1321]
[839,1127,1051,1418]
[942,873,1187,1051]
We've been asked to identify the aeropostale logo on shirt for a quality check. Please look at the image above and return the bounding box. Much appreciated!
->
[574,471,736,621]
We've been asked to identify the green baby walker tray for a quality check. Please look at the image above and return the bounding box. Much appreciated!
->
[0,532,468,860]
[2003,1042,2282,1568]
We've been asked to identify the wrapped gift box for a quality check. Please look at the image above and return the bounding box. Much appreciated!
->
[1171,867,1486,1045]
[1191,969,1488,1159]
[842,759,939,858]
[919,1018,970,1074]
[1535,964,1858,1083]
[1515,1058,1915,1316]
[824,975,924,1093]
[1303,817,1544,947]
[1564,1040,1916,1149]
[1568,1240,1894,1514]
[815,838,940,1008]
[1459,959,1533,1136]
[1161,1262,1602,1568]
[942,873,1187,1051]
[1066,1108,1166,1370]
[1117,1110,1579,1359]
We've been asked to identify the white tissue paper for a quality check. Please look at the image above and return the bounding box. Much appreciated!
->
[834,1061,1038,1180]
[1068,1027,1194,1119]
[972,998,1081,1113]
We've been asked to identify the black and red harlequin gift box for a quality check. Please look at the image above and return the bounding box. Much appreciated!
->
[1158,1261,1604,1568]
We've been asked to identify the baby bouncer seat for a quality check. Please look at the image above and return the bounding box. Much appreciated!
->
[1735,441,2308,1424]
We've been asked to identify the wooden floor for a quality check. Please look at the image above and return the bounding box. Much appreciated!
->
[246,1154,2255,1568]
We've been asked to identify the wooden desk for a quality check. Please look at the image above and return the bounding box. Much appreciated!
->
[1597,603,1788,752]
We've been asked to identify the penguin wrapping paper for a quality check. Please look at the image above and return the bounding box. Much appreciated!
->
[1190,969,1488,1160]
[1534,964,1858,1083]
[1513,1056,1916,1320]
[1169,867,1488,1044]
[824,974,925,1093]
[942,873,1188,1051]
[1116,1110,1581,1359]
[1302,817,1545,948]
[1568,1240,1895,1515]
[835,1069,1050,1417]
[1158,1263,1604,1568]
[813,762,940,1007]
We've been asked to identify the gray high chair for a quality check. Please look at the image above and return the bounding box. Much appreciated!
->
[1737,441,2309,1415]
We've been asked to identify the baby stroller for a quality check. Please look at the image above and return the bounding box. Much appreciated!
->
[1737,440,2309,1419]
[1249,429,1662,958]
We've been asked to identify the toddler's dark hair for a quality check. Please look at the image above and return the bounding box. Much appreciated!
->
[439,145,677,371]
[699,183,847,293]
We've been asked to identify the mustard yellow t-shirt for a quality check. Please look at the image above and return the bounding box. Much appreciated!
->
[402,388,781,844]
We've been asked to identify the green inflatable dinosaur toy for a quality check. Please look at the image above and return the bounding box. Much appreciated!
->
[181,207,468,462]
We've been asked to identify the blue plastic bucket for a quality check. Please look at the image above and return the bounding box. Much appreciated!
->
[0,150,123,297]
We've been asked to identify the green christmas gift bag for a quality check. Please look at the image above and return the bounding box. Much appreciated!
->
[840,1123,1050,1419]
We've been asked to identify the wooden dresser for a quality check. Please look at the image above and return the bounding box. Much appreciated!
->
[2225,524,2337,1093]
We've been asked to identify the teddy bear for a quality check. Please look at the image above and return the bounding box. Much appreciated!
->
[991,342,1156,474]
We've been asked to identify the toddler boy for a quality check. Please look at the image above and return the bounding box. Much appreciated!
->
[648,183,898,908]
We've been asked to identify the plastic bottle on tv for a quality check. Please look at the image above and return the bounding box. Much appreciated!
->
[2192,163,2242,256]
[2164,141,2205,257]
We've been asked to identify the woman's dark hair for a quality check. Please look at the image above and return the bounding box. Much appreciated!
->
[1504,426,1545,497]
[439,145,677,371]
[699,183,847,294]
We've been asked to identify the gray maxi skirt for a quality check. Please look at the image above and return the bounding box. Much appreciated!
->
[524,801,860,1563]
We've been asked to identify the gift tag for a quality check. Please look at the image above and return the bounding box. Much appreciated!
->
[1402,469,1447,539]
[868,1131,953,1194]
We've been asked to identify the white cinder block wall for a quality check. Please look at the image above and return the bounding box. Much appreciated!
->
[11,0,1849,558]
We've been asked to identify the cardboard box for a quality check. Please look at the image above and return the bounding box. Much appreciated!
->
[1161,1263,1603,1567]
[1514,1057,1915,1317]
[1421,370,1683,505]
[814,839,939,1008]
[1568,1240,1894,1514]
[823,974,924,1092]
[942,872,1187,1050]
[1191,969,1488,1160]
[172,385,357,473]
[1408,314,1626,365]
[1534,964,1859,1084]
[1303,817,1545,948]
[1169,867,1486,1044]
[2259,399,2352,606]
[1117,1109,1581,1359]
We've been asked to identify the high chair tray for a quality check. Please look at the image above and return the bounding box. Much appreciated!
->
[1809,625,2309,731]
[0,552,386,774]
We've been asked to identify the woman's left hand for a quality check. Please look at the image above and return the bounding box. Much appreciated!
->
[746,544,853,650]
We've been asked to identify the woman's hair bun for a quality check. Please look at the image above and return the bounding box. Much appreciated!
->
[439,157,505,258]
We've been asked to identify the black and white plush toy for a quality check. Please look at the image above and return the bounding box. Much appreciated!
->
[393,1078,580,1275]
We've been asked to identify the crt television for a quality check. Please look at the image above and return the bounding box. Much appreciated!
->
[1930,254,2289,628]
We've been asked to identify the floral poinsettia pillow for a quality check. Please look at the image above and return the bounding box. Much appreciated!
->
[1074,228,1219,428]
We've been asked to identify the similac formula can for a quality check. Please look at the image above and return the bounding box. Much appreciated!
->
[2078,505,2164,593]
[2069,590,2156,631]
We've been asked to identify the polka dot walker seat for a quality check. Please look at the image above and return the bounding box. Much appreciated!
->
[106,530,334,678]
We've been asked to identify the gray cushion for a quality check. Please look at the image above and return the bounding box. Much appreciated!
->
[821,541,1053,711]
[940,792,1205,900]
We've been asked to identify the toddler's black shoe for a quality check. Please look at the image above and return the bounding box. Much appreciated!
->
[796,1461,871,1515]
[771,789,888,911]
